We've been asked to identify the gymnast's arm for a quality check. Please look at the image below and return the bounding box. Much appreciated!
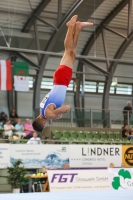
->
[46,105,70,119]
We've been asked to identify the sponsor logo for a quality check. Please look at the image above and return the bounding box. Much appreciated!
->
[51,173,78,183]
[62,147,66,152]
[111,169,132,190]
[82,147,120,156]
[51,173,108,183]
[124,147,133,166]
[56,146,66,153]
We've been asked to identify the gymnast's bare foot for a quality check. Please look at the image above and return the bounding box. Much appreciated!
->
[76,21,93,30]
[66,15,78,27]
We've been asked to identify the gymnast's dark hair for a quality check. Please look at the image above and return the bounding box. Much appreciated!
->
[32,118,44,132]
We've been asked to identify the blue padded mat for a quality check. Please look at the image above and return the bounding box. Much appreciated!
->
[0,190,132,200]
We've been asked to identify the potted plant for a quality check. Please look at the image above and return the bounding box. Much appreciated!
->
[7,159,27,193]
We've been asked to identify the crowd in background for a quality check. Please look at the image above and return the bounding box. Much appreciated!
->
[0,101,133,142]
[0,108,42,143]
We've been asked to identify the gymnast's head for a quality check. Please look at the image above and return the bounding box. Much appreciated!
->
[32,116,49,132]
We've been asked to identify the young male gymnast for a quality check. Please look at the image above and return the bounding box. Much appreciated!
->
[32,15,93,132]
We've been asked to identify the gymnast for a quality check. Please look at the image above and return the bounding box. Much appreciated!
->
[32,15,93,132]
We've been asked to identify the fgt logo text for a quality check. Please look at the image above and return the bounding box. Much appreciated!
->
[51,173,78,183]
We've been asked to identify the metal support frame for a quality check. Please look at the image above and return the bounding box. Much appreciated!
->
[35,16,57,30]
[102,30,133,125]
[33,17,41,64]
[127,111,130,128]
[74,60,83,127]
[2,46,133,63]
[14,52,39,70]
[109,110,111,128]
[57,0,62,25]
[81,65,85,127]
[7,91,13,114]
[101,29,110,70]
[75,0,129,127]
[82,58,109,76]
[81,66,85,109]
[90,109,93,128]
[70,108,73,127]
[127,0,132,36]
[7,56,17,114]
[79,0,129,57]
[33,17,42,118]
[22,0,51,32]
[103,26,127,39]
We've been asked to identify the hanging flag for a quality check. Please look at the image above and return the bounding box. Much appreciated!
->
[13,62,29,91]
[0,60,12,90]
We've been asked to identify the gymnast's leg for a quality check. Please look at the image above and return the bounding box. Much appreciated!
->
[60,15,93,69]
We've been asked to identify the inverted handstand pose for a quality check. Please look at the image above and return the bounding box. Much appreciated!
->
[32,15,93,132]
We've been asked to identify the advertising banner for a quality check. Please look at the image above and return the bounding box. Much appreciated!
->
[0,144,10,168]
[48,169,110,192]
[122,146,133,167]
[69,145,122,168]
[0,144,124,169]
[108,168,133,190]
[10,145,69,168]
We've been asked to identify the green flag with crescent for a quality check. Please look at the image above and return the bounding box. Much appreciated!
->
[13,62,29,91]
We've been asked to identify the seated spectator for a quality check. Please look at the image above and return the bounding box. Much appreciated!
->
[27,131,42,144]
[41,166,47,174]
[122,129,129,138]
[24,118,35,139]
[24,118,42,139]
[123,129,133,139]
[130,127,133,135]
[0,112,8,125]
[122,124,128,138]
[123,124,128,130]
[10,108,19,126]
[15,118,26,139]
[40,166,47,183]
[4,119,14,139]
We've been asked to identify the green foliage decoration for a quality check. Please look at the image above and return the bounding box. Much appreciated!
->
[7,159,27,189]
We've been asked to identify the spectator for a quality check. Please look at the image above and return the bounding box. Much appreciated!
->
[63,163,69,169]
[10,108,19,126]
[121,163,125,168]
[27,131,42,144]
[123,129,133,139]
[40,166,47,183]
[23,118,35,139]
[109,163,114,168]
[24,119,42,139]
[0,112,8,124]
[130,127,133,135]
[4,119,14,139]
[15,118,26,139]
[123,101,132,125]
[41,166,47,174]
[122,124,128,138]
[122,129,130,138]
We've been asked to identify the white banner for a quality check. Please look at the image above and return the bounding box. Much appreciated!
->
[0,144,10,168]
[10,145,69,168]
[48,169,110,192]
[69,145,122,168]
[0,144,122,169]
[108,168,133,190]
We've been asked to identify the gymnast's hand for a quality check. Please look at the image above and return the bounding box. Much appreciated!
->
[53,114,62,120]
